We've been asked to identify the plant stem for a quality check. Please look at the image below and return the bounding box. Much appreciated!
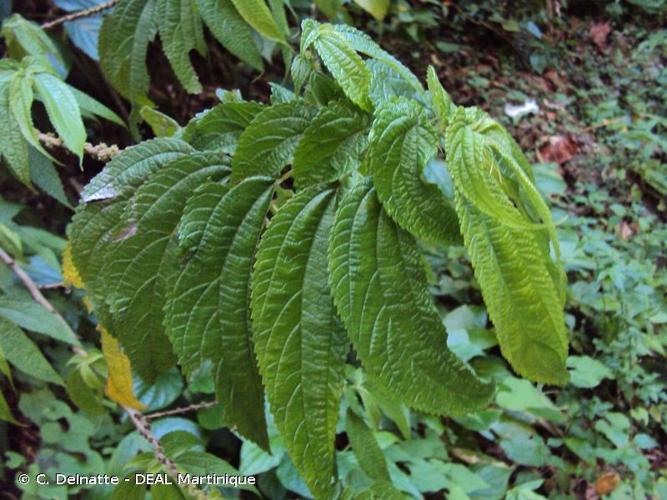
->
[42,0,119,29]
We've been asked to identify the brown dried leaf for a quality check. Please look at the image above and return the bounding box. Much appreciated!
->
[590,22,612,52]
[538,135,578,164]
[595,471,620,496]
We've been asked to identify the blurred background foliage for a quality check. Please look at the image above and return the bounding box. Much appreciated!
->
[0,0,665,498]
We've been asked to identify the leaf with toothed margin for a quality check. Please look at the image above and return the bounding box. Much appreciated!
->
[182,100,265,153]
[368,97,461,245]
[329,181,493,416]
[69,138,195,327]
[99,152,230,382]
[292,99,370,188]
[251,187,348,499]
[155,0,207,94]
[231,100,317,181]
[446,111,568,384]
[164,176,274,450]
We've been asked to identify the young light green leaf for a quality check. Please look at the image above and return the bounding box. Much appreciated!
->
[446,114,568,384]
[426,65,452,129]
[353,0,390,20]
[292,99,370,187]
[33,72,86,160]
[155,0,207,94]
[311,25,372,111]
[140,106,181,138]
[345,409,391,482]
[183,101,265,152]
[99,0,157,103]
[165,177,274,449]
[0,317,63,385]
[229,0,286,43]
[368,97,460,245]
[197,0,263,70]
[329,182,493,415]
[330,23,422,94]
[231,101,317,181]
[252,188,348,499]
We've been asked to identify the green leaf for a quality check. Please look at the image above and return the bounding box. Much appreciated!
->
[140,106,181,137]
[68,139,196,380]
[8,71,54,165]
[353,0,390,20]
[70,86,125,127]
[28,147,71,207]
[99,0,157,103]
[293,99,370,187]
[446,113,569,384]
[345,409,391,482]
[251,188,348,499]
[426,66,452,129]
[155,0,206,94]
[164,176,274,449]
[70,139,193,286]
[315,0,342,18]
[33,72,86,160]
[97,152,230,382]
[183,100,265,152]
[0,297,79,346]
[566,356,613,389]
[368,97,461,245]
[1,14,68,77]
[0,317,63,385]
[231,101,317,181]
[197,0,263,70]
[0,74,29,184]
[0,388,19,424]
[366,59,418,107]
[309,23,372,111]
[329,181,493,415]
[229,0,285,43]
[328,23,422,95]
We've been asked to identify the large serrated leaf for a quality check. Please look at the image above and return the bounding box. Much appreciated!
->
[155,0,206,94]
[183,100,265,152]
[446,115,568,384]
[368,97,460,245]
[99,0,157,103]
[292,99,369,188]
[68,139,196,379]
[329,181,493,415]
[97,152,230,382]
[231,101,317,181]
[198,0,263,70]
[164,176,274,449]
[251,188,348,499]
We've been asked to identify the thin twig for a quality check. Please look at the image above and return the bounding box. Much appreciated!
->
[0,248,86,356]
[42,0,119,29]
[38,132,121,162]
[145,400,218,421]
[126,408,208,498]
[126,408,180,477]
